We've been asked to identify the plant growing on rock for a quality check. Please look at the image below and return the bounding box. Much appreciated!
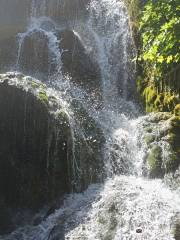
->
[137,0,180,113]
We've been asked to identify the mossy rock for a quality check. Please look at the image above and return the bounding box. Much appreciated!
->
[0,73,73,213]
[144,126,153,133]
[143,112,180,176]
[170,116,180,129]
[31,80,41,89]
[165,151,179,173]
[140,81,179,113]
[148,112,172,123]
[174,104,180,116]
[163,93,179,112]
[38,90,49,105]
[143,85,157,112]
[147,145,164,178]
[143,134,155,145]
[174,223,180,240]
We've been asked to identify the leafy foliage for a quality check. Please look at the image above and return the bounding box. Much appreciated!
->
[139,0,180,70]
[136,0,180,113]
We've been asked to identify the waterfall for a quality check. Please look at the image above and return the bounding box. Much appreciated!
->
[0,0,180,239]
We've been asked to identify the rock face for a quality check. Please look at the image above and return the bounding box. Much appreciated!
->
[0,36,17,73]
[141,112,180,178]
[18,30,50,80]
[0,0,91,78]
[0,73,72,234]
[70,98,105,191]
[0,0,89,40]
[17,28,101,95]
[0,72,105,234]
[174,223,180,240]
[58,30,101,94]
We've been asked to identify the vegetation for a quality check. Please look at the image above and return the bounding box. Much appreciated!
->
[38,90,49,105]
[124,0,140,47]
[125,0,180,113]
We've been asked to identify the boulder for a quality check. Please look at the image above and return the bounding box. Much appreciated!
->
[0,73,72,211]
[141,112,180,178]
[0,72,105,234]
[58,29,101,95]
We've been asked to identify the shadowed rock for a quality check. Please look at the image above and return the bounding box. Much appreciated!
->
[0,36,17,73]
[0,73,72,235]
[0,0,89,41]
[0,72,105,234]
[58,29,101,95]
[18,30,50,80]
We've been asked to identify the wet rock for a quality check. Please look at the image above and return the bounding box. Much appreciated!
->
[0,73,72,211]
[47,225,65,240]
[0,200,13,235]
[46,0,89,22]
[174,223,180,240]
[0,72,105,234]
[0,1,28,41]
[174,104,180,117]
[147,145,164,178]
[18,30,50,80]
[0,0,89,34]
[70,99,105,191]
[58,29,101,95]
[0,36,17,73]
[142,112,180,178]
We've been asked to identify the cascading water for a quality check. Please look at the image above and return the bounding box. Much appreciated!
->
[0,0,180,239]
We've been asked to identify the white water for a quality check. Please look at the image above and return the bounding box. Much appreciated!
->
[2,0,180,239]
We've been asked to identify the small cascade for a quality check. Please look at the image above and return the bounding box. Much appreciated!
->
[86,0,136,105]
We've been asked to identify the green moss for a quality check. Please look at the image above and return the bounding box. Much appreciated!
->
[143,134,155,145]
[57,110,69,126]
[147,145,164,178]
[166,117,180,172]
[145,127,153,133]
[140,84,179,113]
[163,93,179,112]
[165,152,179,173]
[38,90,49,105]
[124,0,140,46]
[173,223,180,240]
[174,104,180,116]
[142,85,157,112]
[170,116,180,130]
[167,133,177,144]
[31,81,40,89]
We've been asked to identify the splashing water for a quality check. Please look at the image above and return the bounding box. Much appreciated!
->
[1,0,180,239]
